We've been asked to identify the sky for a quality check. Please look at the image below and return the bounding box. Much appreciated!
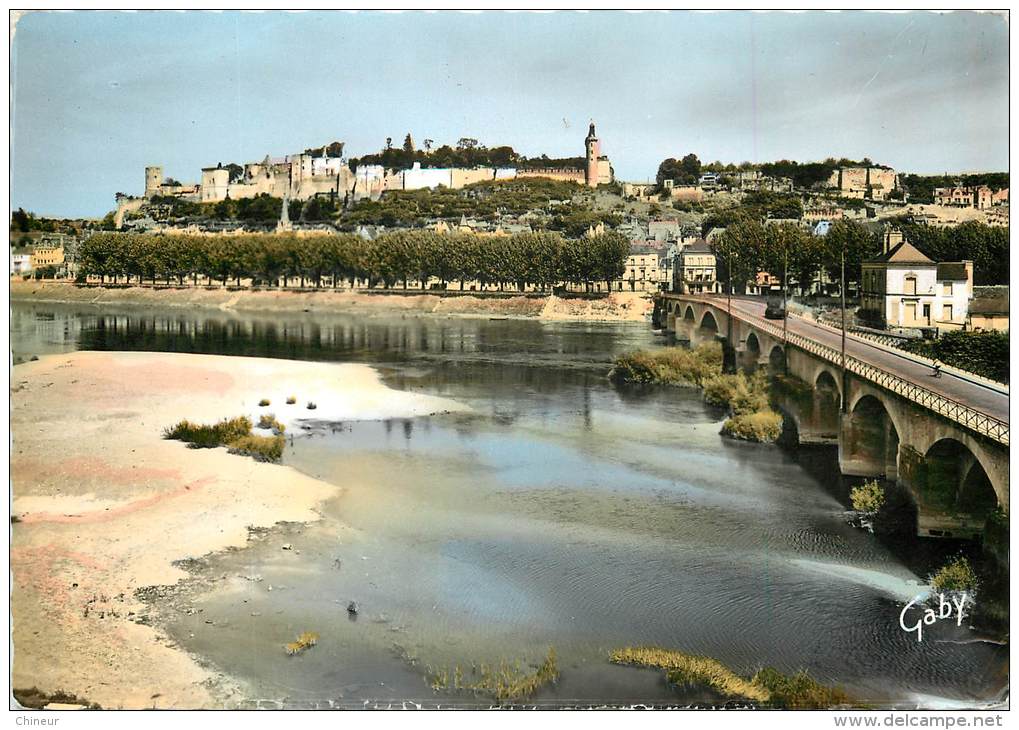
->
[10,10,1010,218]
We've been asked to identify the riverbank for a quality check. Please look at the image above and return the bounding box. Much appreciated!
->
[10,351,466,709]
[9,280,654,323]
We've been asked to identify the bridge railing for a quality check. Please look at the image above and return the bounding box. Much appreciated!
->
[668,295,1010,447]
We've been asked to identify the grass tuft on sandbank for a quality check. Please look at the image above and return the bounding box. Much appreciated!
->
[610,646,768,702]
[163,417,252,448]
[285,631,319,656]
[227,434,286,462]
[164,415,284,462]
[610,646,851,708]
[257,412,286,434]
[428,647,559,703]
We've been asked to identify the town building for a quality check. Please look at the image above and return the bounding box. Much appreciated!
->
[30,241,65,272]
[11,247,32,275]
[648,219,683,242]
[860,229,973,331]
[619,245,662,292]
[674,239,719,295]
[933,185,995,210]
[967,286,1009,332]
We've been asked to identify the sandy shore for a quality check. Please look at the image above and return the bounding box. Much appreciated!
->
[10,280,654,323]
[10,351,466,709]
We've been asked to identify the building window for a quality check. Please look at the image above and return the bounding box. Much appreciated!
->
[923,304,930,321]
[943,304,953,321]
[904,276,917,296]
[943,282,952,296]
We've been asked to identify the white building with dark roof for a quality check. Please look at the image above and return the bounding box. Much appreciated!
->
[861,229,973,330]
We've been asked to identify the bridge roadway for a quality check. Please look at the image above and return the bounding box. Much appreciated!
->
[689,295,1009,426]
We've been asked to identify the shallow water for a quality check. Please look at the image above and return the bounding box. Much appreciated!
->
[10,303,1009,708]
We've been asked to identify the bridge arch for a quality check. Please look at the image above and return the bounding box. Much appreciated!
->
[684,305,695,321]
[815,369,841,400]
[812,370,841,436]
[699,310,718,332]
[844,394,901,480]
[746,332,761,356]
[907,438,1000,520]
[768,345,786,375]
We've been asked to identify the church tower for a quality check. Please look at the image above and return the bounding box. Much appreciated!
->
[584,122,600,188]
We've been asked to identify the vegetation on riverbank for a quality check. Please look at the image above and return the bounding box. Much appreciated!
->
[428,647,559,703]
[850,480,886,514]
[901,330,1009,384]
[608,342,723,386]
[610,646,850,708]
[930,556,979,594]
[721,410,784,442]
[610,344,784,443]
[163,415,285,462]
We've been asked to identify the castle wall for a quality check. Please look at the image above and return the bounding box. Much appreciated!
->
[402,165,454,190]
[515,168,585,184]
[451,168,496,188]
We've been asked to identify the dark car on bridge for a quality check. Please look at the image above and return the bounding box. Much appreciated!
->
[764,294,786,320]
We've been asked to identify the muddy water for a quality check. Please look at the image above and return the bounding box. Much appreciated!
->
[10,303,1009,708]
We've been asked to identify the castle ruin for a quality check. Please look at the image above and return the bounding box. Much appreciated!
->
[116,125,614,227]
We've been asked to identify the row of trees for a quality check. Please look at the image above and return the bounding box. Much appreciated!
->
[77,230,631,292]
[714,220,880,295]
[348,134,586,174]
[893,221,1009,286]
[713,218,1010,293]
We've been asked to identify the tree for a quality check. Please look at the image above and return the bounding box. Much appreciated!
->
[760,223,806,288]
[715,220,765,292]
[11,208,30,233]
[680,153,702,183]
[403,134,415,155]
[822,220,877,291]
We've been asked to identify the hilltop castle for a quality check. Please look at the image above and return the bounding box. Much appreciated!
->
[115,124,613,227]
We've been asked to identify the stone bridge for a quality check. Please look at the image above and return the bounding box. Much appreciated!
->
[657,294,1009,540]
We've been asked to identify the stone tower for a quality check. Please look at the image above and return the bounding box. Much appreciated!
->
[145,166,163,198]
[584,122,600,188]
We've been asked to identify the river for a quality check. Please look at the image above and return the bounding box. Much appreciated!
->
[10,302,1009,708]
